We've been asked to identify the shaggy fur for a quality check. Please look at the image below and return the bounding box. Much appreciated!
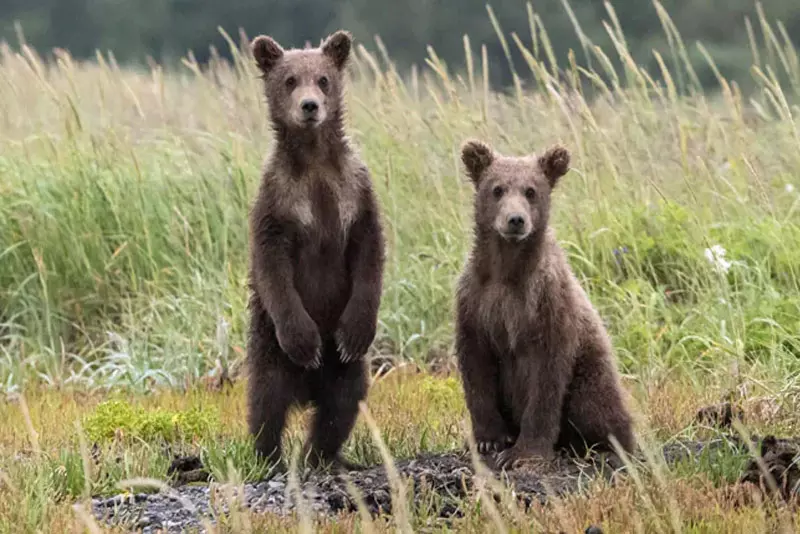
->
[455,139,635,469]
[246,30,385,469]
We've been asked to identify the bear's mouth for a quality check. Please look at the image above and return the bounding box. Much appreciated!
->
[498,229,530,242]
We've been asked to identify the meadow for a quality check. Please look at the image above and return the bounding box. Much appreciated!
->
[1,2,800,532]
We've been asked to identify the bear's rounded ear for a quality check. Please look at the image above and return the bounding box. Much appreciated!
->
[251,35,284,75]
[322,30,353,70]
[538,145,570,187]
[461,140,494,186]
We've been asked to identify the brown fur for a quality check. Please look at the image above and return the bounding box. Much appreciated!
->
[246,31,385,469]
[455,140,635,469]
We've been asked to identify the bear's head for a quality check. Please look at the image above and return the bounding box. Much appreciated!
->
[250,31,352,130]
[461,140,570,242]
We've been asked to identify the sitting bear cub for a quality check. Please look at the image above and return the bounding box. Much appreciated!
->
[455,140,635,469]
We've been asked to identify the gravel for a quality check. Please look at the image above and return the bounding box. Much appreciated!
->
[91,436,781,533]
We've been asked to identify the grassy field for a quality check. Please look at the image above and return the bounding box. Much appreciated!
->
[1,1,800,532]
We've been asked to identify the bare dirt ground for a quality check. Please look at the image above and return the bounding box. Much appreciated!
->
[91,434,800,533]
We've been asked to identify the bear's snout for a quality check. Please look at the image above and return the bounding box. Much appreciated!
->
[301,99,319,119]
[500,212,530,240]
[506,214,526,233]
[290,86,327,127]
[493,195,532,241]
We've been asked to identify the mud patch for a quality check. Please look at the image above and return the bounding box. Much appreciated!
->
[91,438,756,533]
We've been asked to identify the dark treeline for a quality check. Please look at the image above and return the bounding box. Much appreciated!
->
[0,0,798,92]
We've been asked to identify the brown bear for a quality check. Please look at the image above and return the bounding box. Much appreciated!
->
[455,139,635,469]
[246,30,385,470]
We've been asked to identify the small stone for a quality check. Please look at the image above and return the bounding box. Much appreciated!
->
[373,489,390,505]
[135,516,152,528]
[267,480,285,491]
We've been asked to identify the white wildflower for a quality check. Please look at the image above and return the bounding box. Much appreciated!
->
[786,183,795,193]
[704,244,731,274]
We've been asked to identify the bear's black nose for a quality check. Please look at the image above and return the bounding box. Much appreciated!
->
[301,100,319,115]
[507,215,525,231]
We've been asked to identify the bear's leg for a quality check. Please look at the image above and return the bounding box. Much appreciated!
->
[305,340,368,470]
[455,318,513,454]
[560,347,635,456]
[246,300,303,465]
[496,345,573,469]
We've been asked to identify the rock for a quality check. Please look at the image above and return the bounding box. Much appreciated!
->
[739,435,800,501]
[168,455,210,485]
[168,455,203,474]
[696,402,743,429]
[135,516,152,529]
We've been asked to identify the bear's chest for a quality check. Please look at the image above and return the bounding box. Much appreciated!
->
[290,174,360,242]
[477,282,543,353]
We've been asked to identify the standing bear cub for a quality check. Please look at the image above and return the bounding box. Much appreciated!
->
[455,140,635,469]
[246,30,385,469]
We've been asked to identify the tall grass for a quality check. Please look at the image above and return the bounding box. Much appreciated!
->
[0,2,799,395]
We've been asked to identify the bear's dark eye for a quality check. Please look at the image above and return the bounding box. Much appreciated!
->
[318,76,329,89]
[285,76,297,90]
[525,187,536,200]
[492,185,504,199]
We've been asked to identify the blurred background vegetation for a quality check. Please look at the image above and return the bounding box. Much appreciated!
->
[1,0,799,392]
[1,0,798,92]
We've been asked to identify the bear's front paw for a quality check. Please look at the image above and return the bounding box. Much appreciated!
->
[335,305,377,363]
[476,435,515,454]
[276,313,322,369]
[471,419,513,454]
[495,443,553,470]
